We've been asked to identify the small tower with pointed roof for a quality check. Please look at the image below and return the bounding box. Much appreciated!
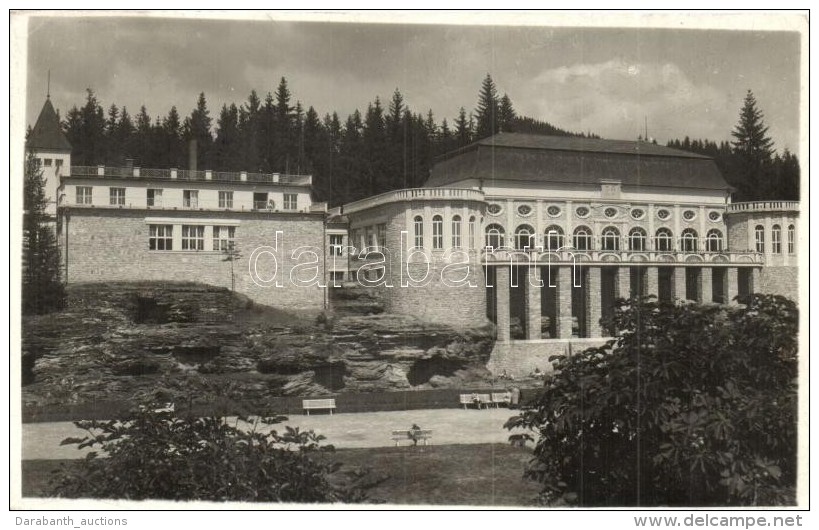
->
[27,94,72,218]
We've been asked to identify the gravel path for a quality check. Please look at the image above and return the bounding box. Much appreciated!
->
[21,407,529,460]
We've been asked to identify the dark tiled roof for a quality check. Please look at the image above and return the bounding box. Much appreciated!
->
[473,132,710,159]
[426,132,730,191]
[27,98,72,151]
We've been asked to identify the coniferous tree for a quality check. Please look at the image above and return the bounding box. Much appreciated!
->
[116,106,135,164]
[475,74,500,139]
[160,106,184,169]
[454,107,472,148]
[214,103,241,171]
[273,78,294,173]
[731,90,775,201]
[184,92,214,169]
[362,98,388,195]
[498,93,516,132]
[22,151,65,314]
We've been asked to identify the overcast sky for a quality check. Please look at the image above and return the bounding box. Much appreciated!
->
[22,13,802,153]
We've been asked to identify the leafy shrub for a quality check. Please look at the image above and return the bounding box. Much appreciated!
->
[506,294,798,506]
[52,407,374,503]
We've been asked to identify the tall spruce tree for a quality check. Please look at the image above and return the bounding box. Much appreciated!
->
[475,74,500,139]
[498,93,516,133]
[731,90,775,201]
[22,151,65,314]
[184,92,214,169]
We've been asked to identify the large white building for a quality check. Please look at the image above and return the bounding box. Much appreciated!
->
[26,98,800,376]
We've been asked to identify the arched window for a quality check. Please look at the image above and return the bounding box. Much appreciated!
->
[485,224,505,249]
[432,215,443,250]
[515,224,536,250]
[628,227,647,251]
[544,225,564,251]
[573,226,592,251]
[655,228,673,252]
[681,228,698,252]
[772,224,782,254]
[451,215,462,249]
[413,216,423,249]
[706,229,723,252]
[601,226,620,251]
[755,225,765,253]
[788,224,795,254]
[468,216,476,250]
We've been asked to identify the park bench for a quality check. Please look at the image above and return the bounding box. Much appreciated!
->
[459,393,493,409]
[302,398,336,415]
[491,392,512,407]
[391,429,433,446]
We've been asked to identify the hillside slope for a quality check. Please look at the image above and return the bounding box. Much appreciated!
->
[22,282,496,414]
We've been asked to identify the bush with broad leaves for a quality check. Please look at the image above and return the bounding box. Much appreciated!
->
[53,408,377,503]
[506,294,798,506]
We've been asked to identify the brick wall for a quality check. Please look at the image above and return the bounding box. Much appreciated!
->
[487,338,611,377]
[346,197,489,329]
[61,209,326,312]
[759,266,799,302]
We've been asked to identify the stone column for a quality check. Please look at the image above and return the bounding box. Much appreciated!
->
[645,266,659,298]
[616,266,631,299]
[724,267,739,304]
[698,267,713,304]
[496,266,511,342]
[673,267,687,301]
[585,266,602,338]
[556,266,574,338]
[526,266,542,340]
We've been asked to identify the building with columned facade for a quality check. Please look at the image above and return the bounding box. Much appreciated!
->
[26,97,800,376]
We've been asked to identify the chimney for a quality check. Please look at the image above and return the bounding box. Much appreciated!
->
[188,138,198,171]
[125,158,134,169]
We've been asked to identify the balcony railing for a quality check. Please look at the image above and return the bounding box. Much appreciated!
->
[342,187,485,214]
[480,248,764,265]
[68,165,312,186]
[727,201,799,213]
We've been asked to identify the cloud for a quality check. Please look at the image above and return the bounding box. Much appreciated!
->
[515,59,733,142]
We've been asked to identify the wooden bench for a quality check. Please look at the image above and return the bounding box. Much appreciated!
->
[391,429,433,446]
[491,392,512,407]
[302,398,336,415]
[460,393,493,409]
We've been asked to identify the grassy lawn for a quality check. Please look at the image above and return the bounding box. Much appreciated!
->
[21,443,541,506]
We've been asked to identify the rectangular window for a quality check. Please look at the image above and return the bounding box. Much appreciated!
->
[413,217,424,249]
[76,186,93,205]
[772,230,781,254]
[109,187,126,206]
[181,225,205,251]
[377,224,387,250]
[788,226,795,254]
[219,191,234,209]
[365,226,376,249]
[253,192,268,210]
[213,226,236,252]
[754,226,765,253]
[284,193,297,211]
[183,190,199,209]
[149,224,173,251]
[432,217,443,250]
[452,218,462,249]
[147,188,163,207]
[43,158,53,167]
[55,159,64,167]
[329,234,343,256]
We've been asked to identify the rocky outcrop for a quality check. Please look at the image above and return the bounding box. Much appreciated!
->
[22,282,496,409]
